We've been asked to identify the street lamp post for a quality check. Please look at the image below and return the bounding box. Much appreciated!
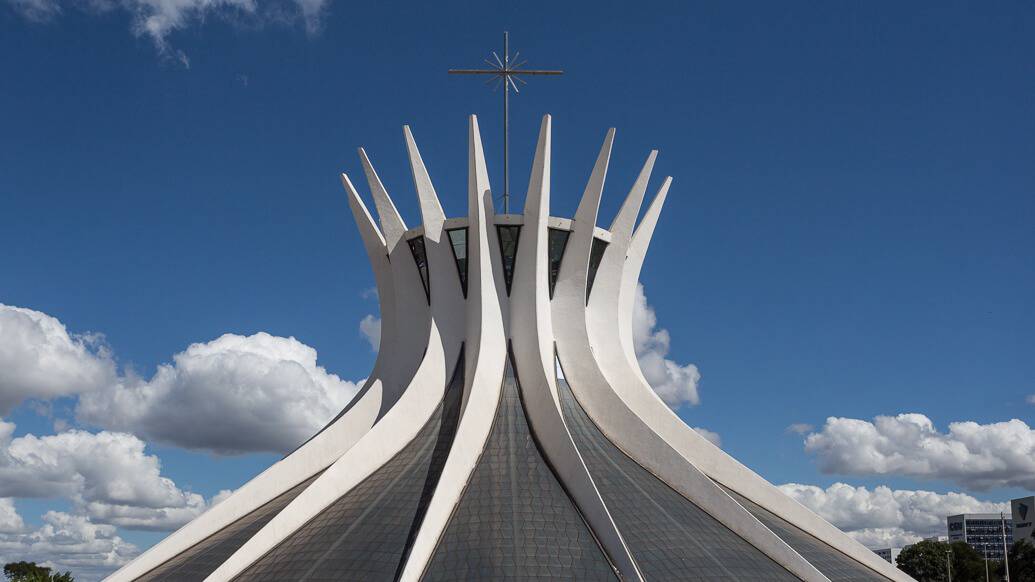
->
[1002,512,1011,582]
[984,548,990,582]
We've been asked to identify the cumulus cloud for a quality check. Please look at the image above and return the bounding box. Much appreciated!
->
[633,284,701,409]
[5,0,330,60]
[0,498,26,534]
[1,303,361,455]
[0,421,211,531]
[787,423,814,435]
[77,332,361,455]
[0,304,116,414]
[0,508,138,582]
[779,482,1007,548]
[803,414,1035,490]
[692,427,721,447]
[359,315,381,352]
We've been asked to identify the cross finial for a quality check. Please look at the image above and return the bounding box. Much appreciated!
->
[449,32,563,214]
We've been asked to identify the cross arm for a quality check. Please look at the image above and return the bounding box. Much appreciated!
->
[448,69,564,75]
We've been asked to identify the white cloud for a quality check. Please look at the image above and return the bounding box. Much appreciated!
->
[632,284,701,409]
[0,303,361,455]
[0,304,116,415]
[359,315,380,352]
[0,422,211,531]
[787,423,814,435]
[77,332,361,455]
[692,427,721,447]
[0,498,26,534]
[804,414,1035,490]
[779,482,1007,548]
[5,0,330,60]
[0,509,138,582]
[1027,394,1035,405]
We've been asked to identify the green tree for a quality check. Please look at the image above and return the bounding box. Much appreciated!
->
[946,541,988,581]
[2,562,74,582]
[897,540,950,581]
[997,540,1035,582]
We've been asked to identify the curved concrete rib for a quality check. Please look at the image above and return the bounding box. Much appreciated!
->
[404,126,447,236]
[570,175,829,581]
[560,127,614,300]
[608,150,656,236]
[103,175,394,582]
[594,184,911,582]
[359,147,407,249]
[397,115,508,581]
[404,125,465,372]
[616,178,668,377]
[360,148,431,409]
[204,323,450,582]
[509,116,640,580]
[296,171,401,441]
[205,132,471,582]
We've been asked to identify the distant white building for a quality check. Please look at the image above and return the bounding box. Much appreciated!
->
[947,513,1013,560]
[1013,496,1035,547]
[873,547,901,564]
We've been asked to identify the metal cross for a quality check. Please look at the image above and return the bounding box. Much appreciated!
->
[449,31,563,213]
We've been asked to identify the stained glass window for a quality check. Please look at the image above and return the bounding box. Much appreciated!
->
[586,237,609,302]
[547,228,570,298]
[407,236,430,304]
[495,225,521,295]
[446,228,468,297]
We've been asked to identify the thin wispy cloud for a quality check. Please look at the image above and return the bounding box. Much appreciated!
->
[359,314,380,352]
[4,0,331,63]
[786,423,814,435]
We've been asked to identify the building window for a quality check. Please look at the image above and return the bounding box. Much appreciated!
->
[547,228,570,299]
[586,237,609,303]
[496,225,521,295]
[407,236,431,304]
[446,228,468,298]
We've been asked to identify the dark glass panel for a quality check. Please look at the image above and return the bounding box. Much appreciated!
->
[137,472,323,581]
[556,378,799,581]
[726,490,889,581]
[446,228,468,298]
[233,350,465,582]
[547,227,570,298]
[586,237,608,302]
[495,225,521,295]
[408,236,431,304]
[423,352,617,581]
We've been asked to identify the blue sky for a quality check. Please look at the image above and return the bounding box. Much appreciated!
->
[1,0,1033,577]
